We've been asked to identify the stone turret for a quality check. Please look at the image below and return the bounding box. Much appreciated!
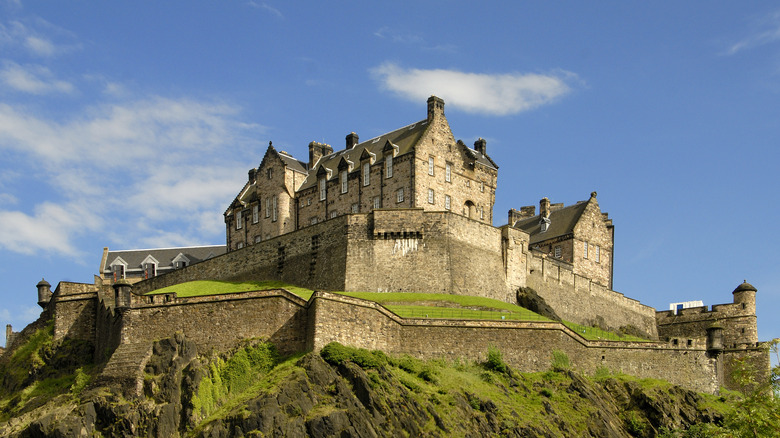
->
[706,323,724,355]
[113,279,132,309]
[732,280,757,314]
[36,278,52,308]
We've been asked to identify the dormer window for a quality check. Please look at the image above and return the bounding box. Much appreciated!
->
[362,162,370,186]
[540,217,551,233]
[385,155,393,178]
[319,177,327,201]
[340,170,348,194]
[144,262,156,279]
[172,253,190,269]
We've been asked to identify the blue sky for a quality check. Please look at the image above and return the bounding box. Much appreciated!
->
[1,1,778,350]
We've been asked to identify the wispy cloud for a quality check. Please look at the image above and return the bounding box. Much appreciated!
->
[725,9,780,55]
[0,61,74,94]
[0,95,263,257]
[246,1,283,18]
[374,27,456,53]
[371,62,577,116]
[0,19,79,57]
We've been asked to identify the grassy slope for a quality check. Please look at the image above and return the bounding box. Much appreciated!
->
[146,280,649,342]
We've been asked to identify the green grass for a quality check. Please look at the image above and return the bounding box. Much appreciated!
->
[147,280,314,300]
[146,281,649,341]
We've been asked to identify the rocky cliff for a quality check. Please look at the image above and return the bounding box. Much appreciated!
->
[0,321,740,438]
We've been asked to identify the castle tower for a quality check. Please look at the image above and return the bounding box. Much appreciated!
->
[732,280,757,315]
[427,95,445,121]
[113,279,133,309]
[36,278,52,308]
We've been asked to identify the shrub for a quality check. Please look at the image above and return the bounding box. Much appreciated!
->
[418,364,439,383]
[485,345,508,374]
[319,342,386,369]
[550,350,570,372]
[539,388,553,398]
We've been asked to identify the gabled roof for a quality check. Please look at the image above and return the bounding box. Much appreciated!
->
[101,245,226,273]
[297,119,430,190]
[513,201,589,245]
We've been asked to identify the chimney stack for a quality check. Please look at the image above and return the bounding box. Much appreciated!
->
[540,197,551,219]
[248,168,256,183]
[427,96,445,122]
[474,138,487,155]
[346,132,359,149]
[308,141,333,169]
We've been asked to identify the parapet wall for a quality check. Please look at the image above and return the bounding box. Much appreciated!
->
[308,292,718,393]
[51,282,98,342]
[656,301,758,348]
[526,251,658,338]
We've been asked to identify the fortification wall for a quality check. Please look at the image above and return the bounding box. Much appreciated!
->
[94,298,123,363]
[657,302,758,348]
[51,282,98,342]
[119,290,308,356]
[307,292,718,393]
[132,216,351,294]
[526,252,657,338]
[344,210,523,303]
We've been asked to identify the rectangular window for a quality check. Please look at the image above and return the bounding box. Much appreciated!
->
[385,155,393,178]
[396,188,404,203]
[265,198,270,218]
[583,242,588,259]
[428,188,434,204]
[254,235,262,243]
[428,157,434,175]
[373,196,380,209]
[272,195,278,222]
[267,168,272,179]
[236,211,243,229]
[252,205,259,223]
[480,207,484,219]
[330,210,338,219]
[445,163,451,182]
[554,246,561,258]
[319,177,327,201]
[480,181,484,192]
[340,170,348,194]
[595,245,600,263]
[445,195,451,210]
[237,242,244,249]
[351,203,359,213]
[310,217,318,225]
[363,162,370,186]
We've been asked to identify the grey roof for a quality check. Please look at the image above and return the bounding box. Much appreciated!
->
[102,244,226,273]
[513,201,589,245]
[298,119,430,190]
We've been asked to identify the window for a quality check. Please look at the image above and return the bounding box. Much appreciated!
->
[307,198,311,206]
[428,157,435,175]
[310,217,318,225]
[583,242,588,259]
[351,203,359,213]
[272,195,278,222]
[480,207,484,220]
[252,205,259,223]
[396,188,404,203]
[385,155,393,178]
[445,195,451,210]
[267,168,273,179]
[254,235,262,243]
[373,196,380,209]
[554,246,562,258]
[428,188,435,204]
[340,170,348,194]
[594,245,600,263]
[319,177,327,201]
[236,210,243,229]
[265,198,270,218]
[330,210,338,219]
[144,263,156,279]
[362,162,370,186]
[445,163,451,182]
[480,181,484,192]
[113,264,125,280]
[466,180,470,187]
[237,242,244,249]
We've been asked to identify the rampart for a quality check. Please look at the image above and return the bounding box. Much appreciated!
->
[526,250,658,338]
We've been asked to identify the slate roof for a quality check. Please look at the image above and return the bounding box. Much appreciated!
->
[513,201,589,245]
[276,150,308,174]
[102,244,226,274]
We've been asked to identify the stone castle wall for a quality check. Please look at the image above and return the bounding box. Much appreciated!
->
[308,292,718,393]
[50,282,98,342]
[526,252,658,338]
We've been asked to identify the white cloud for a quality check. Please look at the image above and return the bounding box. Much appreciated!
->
[24,35,56,56]
[725,10,780,55]
[0,95,262,257]
[247,1,283,18]
[0,19,78,57]
[0,61,74,94]
[0,193,17,205]
[371,62,576,116]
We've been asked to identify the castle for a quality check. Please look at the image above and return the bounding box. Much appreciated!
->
[2,97,769,396]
